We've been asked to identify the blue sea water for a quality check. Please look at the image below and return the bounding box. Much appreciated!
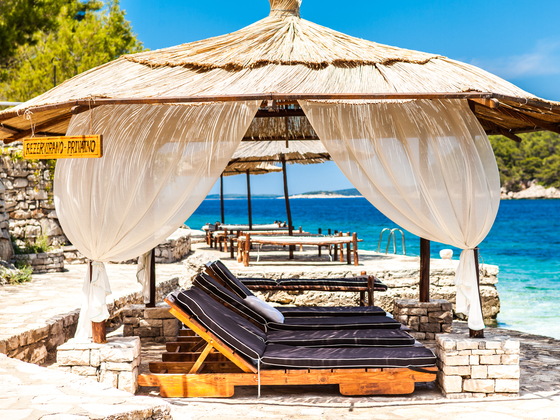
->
[186,197,560,339]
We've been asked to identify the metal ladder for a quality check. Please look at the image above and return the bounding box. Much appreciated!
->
[377,228,406,255]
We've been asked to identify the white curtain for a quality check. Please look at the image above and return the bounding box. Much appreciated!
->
[300,99,500,330]
[55,102,259,340]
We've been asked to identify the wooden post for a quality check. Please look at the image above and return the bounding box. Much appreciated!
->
[339,232,344,263]
[470,247,485,338]
[318,228,322,256]
[220,174,225,224]
[353,232,359,266]
[89,260,107,344]
[346,232,351,265]
[419,238,430,302]
[246,170,252,230]
[243,233,251,267]
[281,154,294,259]
[224,228,228,253]
[147,248,156,308]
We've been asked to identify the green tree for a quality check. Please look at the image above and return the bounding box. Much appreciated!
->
[0,0,64,70]
[0,0,144,102]
[490,131,560,190]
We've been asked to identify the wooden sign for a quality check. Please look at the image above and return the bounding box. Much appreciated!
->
[22,135,103,159]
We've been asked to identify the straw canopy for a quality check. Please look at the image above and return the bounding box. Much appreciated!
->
[222,161,282,176]
[1,0,560,143]
[231,140,329,165]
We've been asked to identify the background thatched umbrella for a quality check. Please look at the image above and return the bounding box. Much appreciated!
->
[221,161,282,227]
[228,139,330,239]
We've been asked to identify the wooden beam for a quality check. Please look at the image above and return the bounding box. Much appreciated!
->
[146,248,156,308]
[0,92,500,122]
[497,107,560,135]
[5,113,71,142]
[281,154,294,259]
[220,174,225,224]
[0,123,20,135]
[476,117,523,142]
[469,98,500,109]
[189,343,214,374]
[469,247,484,338]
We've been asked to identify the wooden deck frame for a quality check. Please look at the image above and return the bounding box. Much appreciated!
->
[138,295,437,398]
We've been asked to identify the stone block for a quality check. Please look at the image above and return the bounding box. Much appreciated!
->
[425,332,436,340]
[72,366,98,376]
[488,365,520,379]
[123,324,134,337]
[471,365,488,379]
[409,332,425,340]
[495,379,519,393]
[503,339,520,354]
[501,354,520,365]
[456,340,479,351]
[99,337,140,362]
[480,355,501,365]
[123,316,139,327]
[163,319,178,337]
[105,360,139,371]
[485,340,502,350]
[420,323,441,333]
[408,308,428,316]
[440,354,469,366]
[90,350,101,367]
[118,366,139,393]
[57,349,90,366]
[458,350,472,356]
[134,327,157,337]
[395,315,408,324]
[122,304,145,318]
[437,336,456,351]
[99,370,118,388]
[139,318,163,328]
[463,379,495,393]
[472,349,496,356]
[442,364,470,376]
[437,372,462,393]
[469,355,480,365]
[144,304,172,319]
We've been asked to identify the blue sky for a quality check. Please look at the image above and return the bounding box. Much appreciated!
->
[120,0,560,196]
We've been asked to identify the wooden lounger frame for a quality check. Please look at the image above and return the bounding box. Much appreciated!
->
[138,296,437,398]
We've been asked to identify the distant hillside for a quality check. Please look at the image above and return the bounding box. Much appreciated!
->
[206,193,279,199]
[299,188,362,197]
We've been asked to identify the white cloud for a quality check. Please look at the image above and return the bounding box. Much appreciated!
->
[471,38,560,79]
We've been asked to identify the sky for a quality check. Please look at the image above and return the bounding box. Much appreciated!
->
[120,0,560,196]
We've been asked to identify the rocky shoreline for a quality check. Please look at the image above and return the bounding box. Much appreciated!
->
[501,182,560,200]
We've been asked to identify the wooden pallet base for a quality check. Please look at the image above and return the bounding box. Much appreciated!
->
[139,366,437,397]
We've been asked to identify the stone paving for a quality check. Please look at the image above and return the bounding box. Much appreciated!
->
[0,353,171,420]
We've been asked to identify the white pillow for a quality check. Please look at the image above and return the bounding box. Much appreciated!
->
[244,296,285,324]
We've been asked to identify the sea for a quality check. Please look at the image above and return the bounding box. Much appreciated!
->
[186,197,560,339]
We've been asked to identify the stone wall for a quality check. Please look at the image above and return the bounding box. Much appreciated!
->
[123,302,179,342]
[0,276,179,365]
[57,336,141,393]
[1,146,66,248]
[436,333,520,398]
[393,299,453,341]
[0,180,14,261]
[13,249,64,273]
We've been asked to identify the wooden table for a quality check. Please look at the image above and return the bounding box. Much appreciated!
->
[237,233,362,266]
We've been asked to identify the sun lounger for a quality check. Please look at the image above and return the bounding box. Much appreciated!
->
[194,272,400,332]
[206,259,387,313]
[138,288,437,397]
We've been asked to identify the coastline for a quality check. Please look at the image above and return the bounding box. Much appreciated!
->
[286,194,363,199]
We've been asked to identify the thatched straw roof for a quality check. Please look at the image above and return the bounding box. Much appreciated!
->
[2,0,560,144]
[222,161,282,176]
[231,140,329,164]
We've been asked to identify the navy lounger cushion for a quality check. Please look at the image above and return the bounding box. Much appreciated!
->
[268,315,401,331]
[209,260,254,298]
[278,305,385,318]
[261,344,436,369]
[266,328,415,347]
[175,288,266,360]
[193,273,268,326]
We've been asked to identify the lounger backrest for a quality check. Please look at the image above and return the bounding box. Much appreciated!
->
[175,287,266,360]
[194,273,268,327]
[208,260,254,299]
